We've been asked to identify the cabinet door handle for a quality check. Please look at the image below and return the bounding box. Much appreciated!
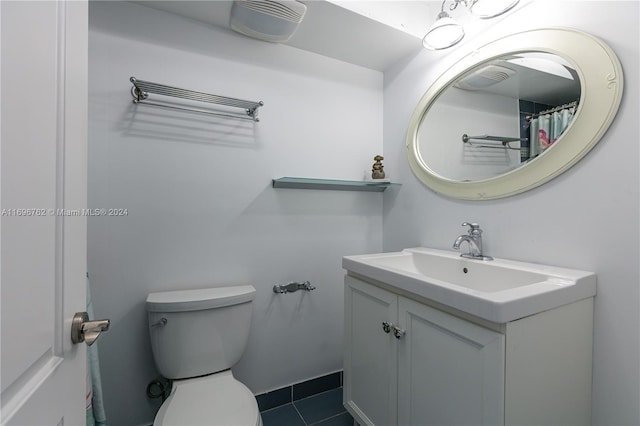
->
[393,326,406,339]
[382,321,393,334]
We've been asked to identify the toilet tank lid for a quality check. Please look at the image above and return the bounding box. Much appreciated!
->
[146,285,256,312]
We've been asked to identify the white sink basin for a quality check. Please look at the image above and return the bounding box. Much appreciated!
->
[342,247,596,323]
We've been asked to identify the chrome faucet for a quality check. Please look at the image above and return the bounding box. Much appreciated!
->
[453,222,493,261]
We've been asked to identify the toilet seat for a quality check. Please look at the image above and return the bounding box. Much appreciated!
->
[153,370,262,426]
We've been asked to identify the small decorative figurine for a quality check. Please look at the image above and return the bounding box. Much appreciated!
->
[372,155,386,179]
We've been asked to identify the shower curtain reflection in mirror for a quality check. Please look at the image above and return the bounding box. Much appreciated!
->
[528,101,577,159]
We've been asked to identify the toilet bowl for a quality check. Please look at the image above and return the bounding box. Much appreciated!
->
[153,371,262,426]
[146,285,262,426]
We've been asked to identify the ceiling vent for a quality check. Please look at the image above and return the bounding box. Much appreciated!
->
[230,0,307,43]
[454,64,516,90]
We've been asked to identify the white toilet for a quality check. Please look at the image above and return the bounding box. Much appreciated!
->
[146,285,263,426]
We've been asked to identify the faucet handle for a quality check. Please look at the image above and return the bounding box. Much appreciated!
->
[461,222,482,235]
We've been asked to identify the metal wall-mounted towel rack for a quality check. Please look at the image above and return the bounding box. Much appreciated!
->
[130,77,264,122]
[462,134,525,150]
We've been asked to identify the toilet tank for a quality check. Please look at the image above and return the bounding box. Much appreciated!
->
[146,285,256,379]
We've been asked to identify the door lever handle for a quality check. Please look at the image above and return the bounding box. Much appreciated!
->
[71,312,111,346]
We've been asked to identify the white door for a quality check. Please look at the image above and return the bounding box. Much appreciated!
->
[397,297,505,426]
[1,1,88,424]
[344,276,398,426]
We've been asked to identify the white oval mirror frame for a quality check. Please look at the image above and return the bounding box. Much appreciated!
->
[406,28,624,200]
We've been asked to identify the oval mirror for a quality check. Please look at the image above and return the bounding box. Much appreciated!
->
[406,28,623,200]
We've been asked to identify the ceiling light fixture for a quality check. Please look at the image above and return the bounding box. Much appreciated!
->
[422,0,520,50]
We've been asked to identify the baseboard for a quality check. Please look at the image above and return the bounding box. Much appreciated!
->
[255,370,343,412]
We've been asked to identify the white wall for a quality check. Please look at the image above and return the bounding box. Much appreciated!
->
[88,2,383,425]
[383,1,639,424]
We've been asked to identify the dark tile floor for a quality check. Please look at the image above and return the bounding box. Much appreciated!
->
[261,388,353,426]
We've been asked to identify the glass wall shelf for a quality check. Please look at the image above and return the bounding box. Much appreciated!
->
[272,177,400,192]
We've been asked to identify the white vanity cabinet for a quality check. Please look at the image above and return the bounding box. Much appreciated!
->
[344,274,594,426]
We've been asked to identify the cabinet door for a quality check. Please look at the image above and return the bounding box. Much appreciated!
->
[344,276,398,426]
[397,297,505,426]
